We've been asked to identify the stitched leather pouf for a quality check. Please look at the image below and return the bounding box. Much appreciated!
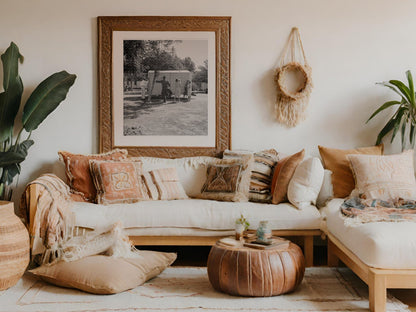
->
[207,239,305,296]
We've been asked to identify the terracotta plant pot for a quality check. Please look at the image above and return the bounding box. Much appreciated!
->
[0,201,30,290]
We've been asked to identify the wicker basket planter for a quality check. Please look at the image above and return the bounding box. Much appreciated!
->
[0,201,29,290]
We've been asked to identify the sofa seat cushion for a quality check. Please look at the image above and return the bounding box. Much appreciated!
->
[323,198,416,269]
[71,199,321,232]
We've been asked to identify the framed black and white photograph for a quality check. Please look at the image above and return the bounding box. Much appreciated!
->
[98,16,231,158]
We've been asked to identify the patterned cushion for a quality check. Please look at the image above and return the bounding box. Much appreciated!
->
[141,168,188,200]
[318,145,383,198]
[89,160,149,205]
[199,156,253,202]
[58,149,128,202]
[271,149,305,204]
[223,149,279,203]
[348,150,416,200]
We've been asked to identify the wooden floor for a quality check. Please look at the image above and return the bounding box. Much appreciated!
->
[140,245,416,310]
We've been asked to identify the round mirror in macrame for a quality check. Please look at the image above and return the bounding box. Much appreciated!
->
[274,28,313,127]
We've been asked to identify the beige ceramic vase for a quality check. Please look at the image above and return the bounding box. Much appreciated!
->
[0,201,29,290]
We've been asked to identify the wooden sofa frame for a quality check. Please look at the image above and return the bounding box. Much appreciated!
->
[26,184,320,267]
[327,232,416,312]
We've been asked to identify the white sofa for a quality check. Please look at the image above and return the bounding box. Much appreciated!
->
[25,156,324,267]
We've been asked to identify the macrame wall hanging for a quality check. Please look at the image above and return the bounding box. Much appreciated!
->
[274,27,313,127]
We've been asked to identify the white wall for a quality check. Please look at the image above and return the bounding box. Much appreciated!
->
[0,0,414,203]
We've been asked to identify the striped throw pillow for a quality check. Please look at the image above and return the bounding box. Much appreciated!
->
[223,149,279,203]
[142,168,188,200]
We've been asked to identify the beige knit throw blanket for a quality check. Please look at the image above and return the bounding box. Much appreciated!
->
[20,174,140,266]
[20,174,75,265]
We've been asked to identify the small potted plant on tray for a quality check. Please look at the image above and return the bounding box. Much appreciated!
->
[235,214,250,240]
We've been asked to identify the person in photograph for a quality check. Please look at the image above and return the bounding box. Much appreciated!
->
[156,76,170,103]
[174,78,182,102]
[184,80,192,102]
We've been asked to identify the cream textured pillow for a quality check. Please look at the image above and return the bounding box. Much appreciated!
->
[316,169,334,208]
[348,150,416,200]
[29,251,177,294]
[199,155,253,202]
[287,157,324,209]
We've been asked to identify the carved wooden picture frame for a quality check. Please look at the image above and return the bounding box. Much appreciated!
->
[98,16,231,158]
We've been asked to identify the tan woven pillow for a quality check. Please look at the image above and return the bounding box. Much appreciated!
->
[89,159,149,204]
[199,155,253,202]
[271,149,305,204]
[348,150,416,200]
[318,145,383,198]
[58,149,128,202]
[29,251,177,294]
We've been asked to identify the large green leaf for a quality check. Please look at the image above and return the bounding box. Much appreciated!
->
[366,100,401,123]
[401,119,407,151]
[390,108,406,143]
[376,116,396,145]
[0,163,20,184]
[406,70,415,108]
[0,43,24,143]
[1,42,23,90]
[22,71,76,132]
[389,79,412,104]
[0,139,34,167]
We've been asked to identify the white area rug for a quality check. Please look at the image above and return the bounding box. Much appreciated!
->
[0,267,409,312]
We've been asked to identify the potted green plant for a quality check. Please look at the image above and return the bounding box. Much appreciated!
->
[367,70,416,151]
[0,42,76,200]
[235,214,250,240]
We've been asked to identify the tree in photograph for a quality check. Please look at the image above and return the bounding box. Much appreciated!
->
[193,60,208,91]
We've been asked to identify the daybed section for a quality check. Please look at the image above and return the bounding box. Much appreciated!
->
[323,198,416,312]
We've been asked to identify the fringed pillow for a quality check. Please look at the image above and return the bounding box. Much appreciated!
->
[89,159,149,205]
[199,155,253,202]
[58,149,128,202]
[141,168,188,200]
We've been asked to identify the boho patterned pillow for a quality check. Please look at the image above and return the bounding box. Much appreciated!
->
[58,149,128,202]
[199,155,253,202]
[141,168,188,200]
[348,150,416,200]
[223,149,279,203]
[89,159,149,205]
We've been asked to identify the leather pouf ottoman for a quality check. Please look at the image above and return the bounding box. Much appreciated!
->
[207,239,305,297]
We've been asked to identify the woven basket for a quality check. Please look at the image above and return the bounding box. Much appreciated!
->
[0,201,29,290]
[275,62,312,101]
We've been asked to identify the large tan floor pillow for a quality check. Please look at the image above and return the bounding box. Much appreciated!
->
[29,251,177,294]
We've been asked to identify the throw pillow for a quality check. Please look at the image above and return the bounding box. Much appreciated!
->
[318,144,383,198]
[199,155,253,202]
[142,168,188,200]
[316,169,334,208]
[287,157,324,209]
[223,149,279,203]
[58,149,128,202]
[347,150,416,200]
[29,251,177,294]
[271,149,305,204]
[89,160,149,205]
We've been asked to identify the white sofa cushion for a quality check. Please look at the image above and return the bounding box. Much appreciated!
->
[72,199,322,232]
[323,198,416,269]
[137,156,217,197]
[287,157,324,209]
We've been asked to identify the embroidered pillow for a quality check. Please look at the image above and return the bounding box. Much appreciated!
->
[58,149,128,202]
[223,149,279,203]
[318,145,383,198]
[271,149,305,204]
[199,156,253,202]
[348,150,416,201]
[89,160,149,204]
[141,168,188,200]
